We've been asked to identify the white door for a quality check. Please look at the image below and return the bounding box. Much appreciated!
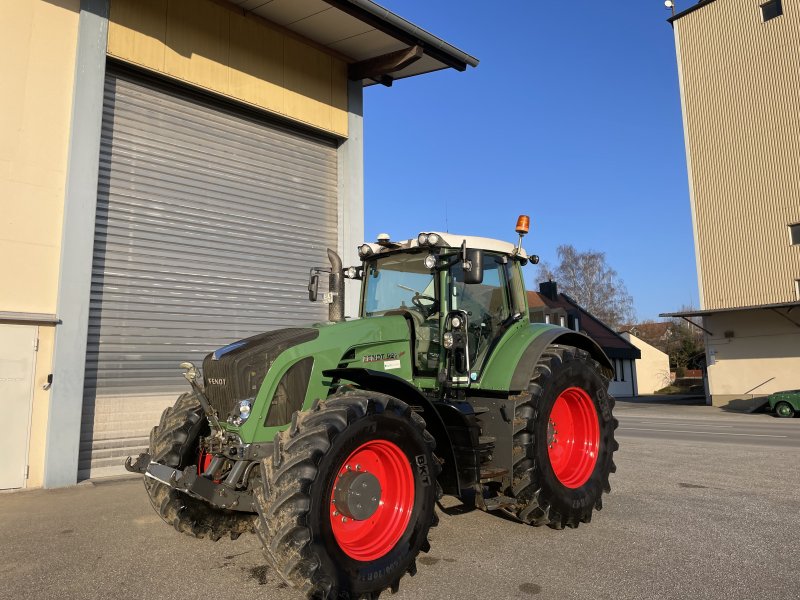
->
[0,324,37,489]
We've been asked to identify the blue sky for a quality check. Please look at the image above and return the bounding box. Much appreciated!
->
[362,0,699,321]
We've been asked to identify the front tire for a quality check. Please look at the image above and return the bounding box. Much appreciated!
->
[512,345,618,529]
[143,392,255,540]
[774,401,794,418]
[253,391,438,599]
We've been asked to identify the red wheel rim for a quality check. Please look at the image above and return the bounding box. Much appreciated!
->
[198,449,213,476]
[547,387,600,489]
[329,439,415,561]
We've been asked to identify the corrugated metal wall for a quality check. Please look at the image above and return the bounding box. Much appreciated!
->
[674,0,800,310]
[79,66,338,479]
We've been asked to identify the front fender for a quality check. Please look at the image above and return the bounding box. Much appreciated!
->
[322,368,466,495]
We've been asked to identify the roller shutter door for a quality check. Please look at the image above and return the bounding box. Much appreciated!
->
[79,67,338,479]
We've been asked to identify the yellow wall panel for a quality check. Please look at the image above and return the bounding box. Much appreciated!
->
[228,13,284,114]
[331,58,348,136]
[107,0,167,69]
[0,0,80,314]
[164,0,230,92]
[284,37,332,132]
[108,0,347,136]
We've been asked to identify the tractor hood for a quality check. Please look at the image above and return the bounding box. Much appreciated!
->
[203,328,320,421]
[202,315,413,426]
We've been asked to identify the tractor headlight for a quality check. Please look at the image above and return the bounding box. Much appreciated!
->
[417,233,429,246]
[424,254,437,269]
[427,233,440,245]
[239,399,251,420]
[228,399,253,426]
[442,332,454,349]
[358,244,373,258]
[450,315,462,329]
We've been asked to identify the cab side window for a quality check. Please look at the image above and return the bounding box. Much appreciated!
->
[450,256,510,369]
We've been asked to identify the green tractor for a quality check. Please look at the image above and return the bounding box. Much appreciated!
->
[126,216,618,599]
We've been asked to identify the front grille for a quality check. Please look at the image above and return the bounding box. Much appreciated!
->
[202,328,319,419]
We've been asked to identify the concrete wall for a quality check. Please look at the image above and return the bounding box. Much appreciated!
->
[107,0,349,137]
[673,1,800,310]
[704,308,800,406]
[621,332,671,395]
[0,0,80,488]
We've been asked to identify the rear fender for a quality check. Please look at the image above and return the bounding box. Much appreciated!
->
[509,329,613,390]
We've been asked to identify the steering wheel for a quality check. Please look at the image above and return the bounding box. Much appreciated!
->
[412,293,437,317]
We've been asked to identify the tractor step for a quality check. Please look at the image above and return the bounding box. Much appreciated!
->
[479,466,508,482]
[477,435,495,449]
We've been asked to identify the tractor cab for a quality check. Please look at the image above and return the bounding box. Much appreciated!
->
[348,221,535,386]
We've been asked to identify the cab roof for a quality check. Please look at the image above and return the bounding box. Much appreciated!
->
[361,231,529,260]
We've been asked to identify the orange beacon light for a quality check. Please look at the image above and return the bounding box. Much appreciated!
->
[515,215,530,236]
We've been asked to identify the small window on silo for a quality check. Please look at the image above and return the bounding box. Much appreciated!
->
[789,223,800,245]
[761,0,783,22]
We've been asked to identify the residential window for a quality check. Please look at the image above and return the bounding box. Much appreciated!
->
[761,0,783,22]
[620,360,625,382]
[790,223,800,245]
[559,316,566,327]
[574,317,580,332]
[545,314,551,324]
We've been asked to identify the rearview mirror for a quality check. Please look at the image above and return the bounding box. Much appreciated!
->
[308,272,319,302]
[463,248,484,284]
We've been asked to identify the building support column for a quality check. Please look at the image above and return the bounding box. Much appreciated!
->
[337,80,365,319]
[44,0,108,488]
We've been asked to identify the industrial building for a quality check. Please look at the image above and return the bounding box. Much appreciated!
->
[0,0,476,489]
[664,0,800,407]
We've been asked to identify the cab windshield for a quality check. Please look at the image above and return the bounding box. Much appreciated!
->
[362,253,436,317]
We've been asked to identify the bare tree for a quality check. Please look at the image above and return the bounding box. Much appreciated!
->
[538,244,635,330]
[666,305,705,374]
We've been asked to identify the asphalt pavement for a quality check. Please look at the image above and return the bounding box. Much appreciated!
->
[1,398,799,600]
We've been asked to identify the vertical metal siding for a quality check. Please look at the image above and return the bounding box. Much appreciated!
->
[79,67,338,478]
[675,0,800,310]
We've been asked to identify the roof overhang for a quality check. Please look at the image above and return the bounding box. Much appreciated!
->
[660,301,800,318]
[225,0,479,86]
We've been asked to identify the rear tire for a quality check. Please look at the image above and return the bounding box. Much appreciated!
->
[511,345,618,529]
[774,401,794,418]
[253,391,439,599]
[143,392,255,540]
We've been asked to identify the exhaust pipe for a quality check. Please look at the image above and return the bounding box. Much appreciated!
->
[327,248,345,322]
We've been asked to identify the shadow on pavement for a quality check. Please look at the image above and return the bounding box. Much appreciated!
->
[615,394,706,406]
[720,397,770,414]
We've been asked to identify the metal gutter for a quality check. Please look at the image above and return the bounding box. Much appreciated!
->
[0,312,60,325]
[322,0,479,70]
[668,0,717,24]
